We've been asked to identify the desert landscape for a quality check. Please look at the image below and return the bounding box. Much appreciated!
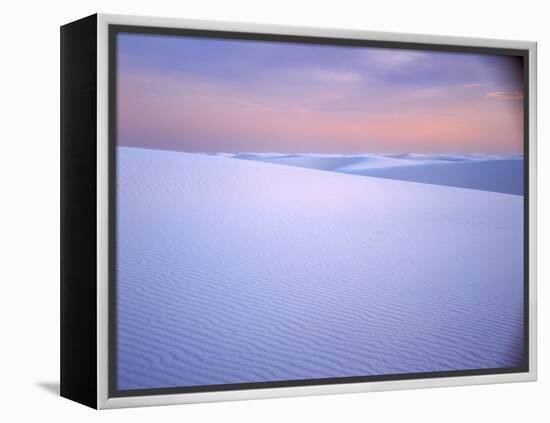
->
[116,147,524,390]
[115,31,525,390]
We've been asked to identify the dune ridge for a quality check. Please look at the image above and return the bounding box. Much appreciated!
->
[223,152,523,195]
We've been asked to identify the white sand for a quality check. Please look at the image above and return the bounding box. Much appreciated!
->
[116,147,524,390]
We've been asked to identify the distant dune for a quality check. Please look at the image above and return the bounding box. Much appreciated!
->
[229,152,523,195]
[231,152,424,172]
[117,147,524,390]
[235,153,360,171]
[346,159,524,195]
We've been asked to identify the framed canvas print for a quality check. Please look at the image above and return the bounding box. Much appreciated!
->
[60,13,537,409]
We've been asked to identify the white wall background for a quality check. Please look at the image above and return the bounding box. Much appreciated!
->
[1,0,547,421]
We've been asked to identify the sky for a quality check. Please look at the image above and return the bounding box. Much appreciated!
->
[117,32,524,154]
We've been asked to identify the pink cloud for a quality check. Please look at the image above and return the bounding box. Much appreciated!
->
[484,90,524,100]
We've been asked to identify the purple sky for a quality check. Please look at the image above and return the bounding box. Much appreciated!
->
[117,33,524,154]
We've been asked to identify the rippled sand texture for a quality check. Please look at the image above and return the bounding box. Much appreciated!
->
[117,147,524,390]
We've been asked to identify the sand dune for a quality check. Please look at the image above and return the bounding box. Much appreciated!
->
[117,147,524,390]
[231,152,424,171]
[333,156,423,172]
[229,152,523,195]
[350,159,524,195]
[385,153,515,162]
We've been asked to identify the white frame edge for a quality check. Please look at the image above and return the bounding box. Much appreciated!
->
[96,13,537,409]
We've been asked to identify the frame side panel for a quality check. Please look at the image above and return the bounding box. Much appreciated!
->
[60,13,98,409]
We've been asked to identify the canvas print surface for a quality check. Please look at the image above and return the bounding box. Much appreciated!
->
[114,32,525,391]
